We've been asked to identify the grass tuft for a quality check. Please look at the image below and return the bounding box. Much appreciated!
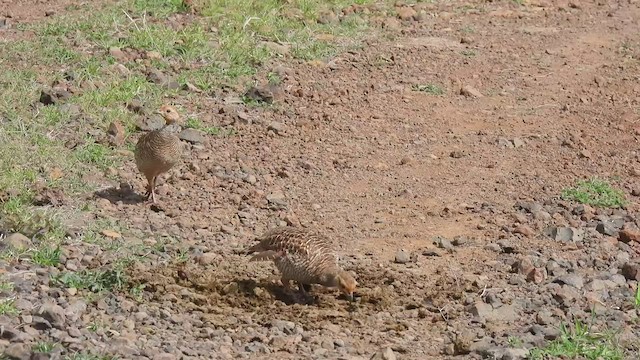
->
[529,319,624,360]
[0,298,19,316]
[561,178,627,208]
[412,83,445,95]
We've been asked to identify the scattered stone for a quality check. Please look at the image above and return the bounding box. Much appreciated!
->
[267,122,286,135]
[596,221,619,236]
[147,69,180,90]
[370,347,396,360]
[554,274,584,289]
[107,121,126,146]
[3,343,29,360]
[101,229,122,239]
[39,88,71,105]
[245,85,275,104]
[514,225,534,237]
[546,227,583,242]
[126,100,145,114]
[621,262,640,281]
[394,249,411,264]
[179,129,206,144]
[460,84,483,98]
[435,237,454,250]
[109,47,128,62]
[2,233,31,250]
[136,114,165,131]
[396,7,417,21]
[35,303,66,329]
[512,137,525,148]
[261,41,290,56]
[619,229,640,244]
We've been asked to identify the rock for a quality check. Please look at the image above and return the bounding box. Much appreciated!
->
[596,221,619,236]
[514,225,534,237]
[552,286,581,307]
[436,237,454,250]
[101,229,122,239]
[2,233,31,250]
[554,274,584,289]
[3,343,29,360]
[394,249,411,264]
[261,41,290,56]
[396,7,417,21]
[370,347,396,360]
[197,252,218,265]
[39,88,70,105]
[621,262,640,281]
[460,84,483,98]
[182,82,202,93]
[245,85,275,104]
[512,138,525,148]
[65,300,87,322]
[107,121,126,146]
[619,229,640,243]
[153,354,177,360]
[267,122,286,135]
[546,227,583,242]
[179,129,205,144]
[36,303,66,329]
[317,11,338,24]
[0,326,28,341]
[147,69,180,90]
[145,50,162,60]
[126,100,145,114]
[502,348,529,360]
[527,268,547,284]
[109,47,128,61]
[469,302,518,322]
[136,114,165,131]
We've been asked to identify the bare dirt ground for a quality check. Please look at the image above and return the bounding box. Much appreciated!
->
[2,0,640,359]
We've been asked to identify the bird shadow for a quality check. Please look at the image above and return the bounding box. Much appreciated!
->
[93,183,147,205]
[233,279,318,306]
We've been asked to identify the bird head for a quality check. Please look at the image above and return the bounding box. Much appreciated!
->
[335,270,358,301]
[156,105,181,125]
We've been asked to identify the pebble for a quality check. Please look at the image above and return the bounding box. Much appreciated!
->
[394,249,411,264]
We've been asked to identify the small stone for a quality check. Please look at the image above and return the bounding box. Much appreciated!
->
[514,225,534,237]
[436,237,454,250]
[101,229,122,239]
[145,51,162,60]
[512,138,525,148]
[396,7,417,21]
[36,303,66,329]
[527,268,547,284]
[621,262,640,281]
[197,253,218,265]
[400,156,413,165]
[370,347,396,360]
[126,100,145,114]
[2,233,31,250]
[460,84,483,98]
[554,274,584,289]
[547,227,583,242]
[109,47,127,61]
[261,41,290,56]
[596,221,618,236]
[267,122,286,135]
[147,69,180,90]
[394,249,411,264]
[3,343,29,360]
[179,129,205,144]
[502,348,529,360]
[245,85,275,104]
[619,229,640,244]
[107,121,126,146]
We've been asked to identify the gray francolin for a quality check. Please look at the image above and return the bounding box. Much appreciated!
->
[134,105,183,203]
[244,226,358,301]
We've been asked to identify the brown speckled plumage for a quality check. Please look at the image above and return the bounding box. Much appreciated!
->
[134,105,183,203]
[245,226,357,300]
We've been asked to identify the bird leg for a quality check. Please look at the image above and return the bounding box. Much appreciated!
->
[144,175,157,203]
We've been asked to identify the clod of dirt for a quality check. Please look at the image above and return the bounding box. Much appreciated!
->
[147,69,180,90]
[178,128,205,144]
[107,121,126,146]
[460,84,483,98]
[39,88,71,105]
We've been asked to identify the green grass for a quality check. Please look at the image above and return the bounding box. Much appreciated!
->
[64,353,118,360]
[52,267,127,293]
[0,298,19,316]
[0,280,14,292]
[634,287,640,309]
[31,245,62,266]
[33,341,58,353]
[412,83,445,95]
[561,178,627,208]
[185,117,225,136]
[529,320,624,360]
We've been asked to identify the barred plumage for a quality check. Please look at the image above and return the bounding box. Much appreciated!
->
[245,226,357,301]
[134,105,183,203]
